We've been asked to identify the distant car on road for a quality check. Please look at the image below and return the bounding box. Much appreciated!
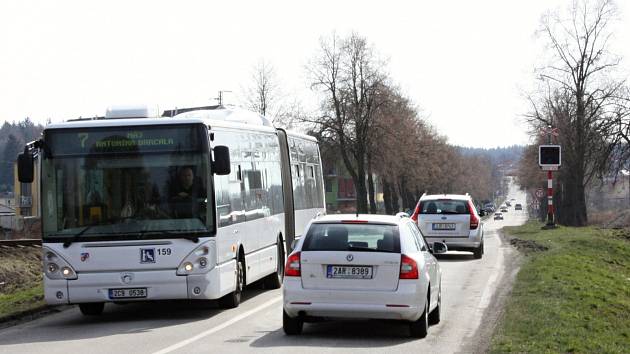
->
[282,213,447,338]
[411,193,484,259]
[494,212,504,220]
[500,207,508,213]
[514,203,523,210]
[505,201,511,207]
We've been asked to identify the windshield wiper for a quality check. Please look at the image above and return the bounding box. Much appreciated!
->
[63,225,95,248]
[136,229,210,243]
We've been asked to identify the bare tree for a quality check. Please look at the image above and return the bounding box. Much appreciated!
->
[306,32,388,213]
[527,0,627,226]
[241,59,306,129]
[242,59,278,117]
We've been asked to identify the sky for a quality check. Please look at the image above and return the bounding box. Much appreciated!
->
[1,0,629,148]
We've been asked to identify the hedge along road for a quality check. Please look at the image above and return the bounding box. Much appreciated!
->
[0,183,528,354]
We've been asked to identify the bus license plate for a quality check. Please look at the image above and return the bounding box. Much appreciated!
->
[432,223,456,230]
[109,288,147,299]
[326,265,373,279]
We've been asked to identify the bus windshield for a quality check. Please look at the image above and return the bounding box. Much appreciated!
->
[40,124,214,242]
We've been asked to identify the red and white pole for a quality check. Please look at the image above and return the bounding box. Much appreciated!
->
[546,170,555,225]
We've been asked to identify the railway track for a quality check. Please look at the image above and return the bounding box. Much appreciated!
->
[0,239,42,248]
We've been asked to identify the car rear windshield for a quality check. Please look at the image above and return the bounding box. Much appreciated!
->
[420,199,469,215]
[302,223,400,253]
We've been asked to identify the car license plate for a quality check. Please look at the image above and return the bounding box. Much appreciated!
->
[108,288,147,299]
[326,265,373,279]
[432,223,456,230]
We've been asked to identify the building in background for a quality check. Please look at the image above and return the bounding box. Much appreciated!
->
[9,157,41,238]
[13,157,40,217]
[322,159,385,214]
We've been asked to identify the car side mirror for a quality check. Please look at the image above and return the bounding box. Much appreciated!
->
[212,145,230,175]
[432,242,448,254]
[18,148,34,183]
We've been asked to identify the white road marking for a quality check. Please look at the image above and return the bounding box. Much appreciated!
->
[152,296,282,354]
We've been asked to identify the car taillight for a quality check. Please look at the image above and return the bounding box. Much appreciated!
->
[410,201,421,222]
[285,252,301,277]
[468,201,479,229]
[399,254,418,279]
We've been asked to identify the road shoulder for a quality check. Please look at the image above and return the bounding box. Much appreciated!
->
[457,228,523,354]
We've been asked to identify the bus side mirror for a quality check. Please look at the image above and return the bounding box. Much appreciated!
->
[213,145,231,176]
[18,148,34,183]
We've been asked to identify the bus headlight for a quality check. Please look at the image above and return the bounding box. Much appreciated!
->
[176,241,215,275]
[43,248,78,280]
[47,263,59,274]
[61,267,74,278]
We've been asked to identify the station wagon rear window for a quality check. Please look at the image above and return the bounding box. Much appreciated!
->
[420,199,469,215]
[302,223,400,253]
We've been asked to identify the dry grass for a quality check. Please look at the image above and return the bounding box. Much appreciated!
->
[0,246,45,320]
[589,209,630,228]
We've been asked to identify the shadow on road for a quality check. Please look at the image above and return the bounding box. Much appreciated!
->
[435,252,476,262]
[0,285,269,346]
[249,319,418,348]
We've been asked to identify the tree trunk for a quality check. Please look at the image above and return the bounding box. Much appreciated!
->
[367,160,377,214]
[391,182,400,212]
[558,166,588,226]
[383,179,394,215]
[354,155,369,214]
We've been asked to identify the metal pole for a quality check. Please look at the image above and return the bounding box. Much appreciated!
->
[545,126,556,227]
[547,170,555,226]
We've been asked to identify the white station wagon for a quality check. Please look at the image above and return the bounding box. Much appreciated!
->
[411,194,484,259]
[282,213,447,338]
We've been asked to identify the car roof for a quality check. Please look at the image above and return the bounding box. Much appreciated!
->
[312,214,403,226]
[420,194,471,201]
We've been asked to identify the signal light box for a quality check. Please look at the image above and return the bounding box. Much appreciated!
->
[539,145,561,170]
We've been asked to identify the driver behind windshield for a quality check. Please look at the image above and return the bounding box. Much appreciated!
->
[168,166,207,219]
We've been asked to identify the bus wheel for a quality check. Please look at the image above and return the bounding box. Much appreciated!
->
[79,303,104,316]
[219,258,244,308]
[264,240,284,289]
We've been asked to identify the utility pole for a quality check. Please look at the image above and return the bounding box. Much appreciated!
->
[215,90,232,106]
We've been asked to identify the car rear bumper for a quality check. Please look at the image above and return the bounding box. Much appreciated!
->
[425,231,482,251]
[282,277,425,321]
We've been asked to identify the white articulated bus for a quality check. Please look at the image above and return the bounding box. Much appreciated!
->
[18,105,325,315]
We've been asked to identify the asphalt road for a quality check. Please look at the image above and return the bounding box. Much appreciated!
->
[0,185,528,354]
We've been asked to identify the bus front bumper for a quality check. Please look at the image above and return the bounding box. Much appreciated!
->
[44,266,228,305]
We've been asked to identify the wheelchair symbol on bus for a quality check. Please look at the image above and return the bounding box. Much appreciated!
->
[140,248,156,263]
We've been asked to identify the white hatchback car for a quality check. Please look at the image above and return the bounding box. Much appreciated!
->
[282,213,447,338]
[411,194,484,259]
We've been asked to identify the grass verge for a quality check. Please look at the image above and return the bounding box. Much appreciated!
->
[0,246,46,322]
[0,283,46,321]
[490,222,630,353]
